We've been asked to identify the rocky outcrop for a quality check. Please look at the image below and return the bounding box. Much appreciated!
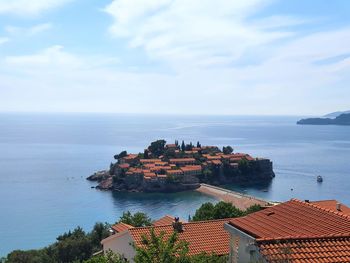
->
[96,177,113,190]
[87,170,110,182]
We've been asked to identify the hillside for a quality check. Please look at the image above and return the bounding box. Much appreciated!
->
[297,113,350,126]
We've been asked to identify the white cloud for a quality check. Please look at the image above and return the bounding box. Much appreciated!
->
[0,0,72,16]
[5,23,52,36]
[0,37,9,44]
[0,1,349,115]
[104,0,299,69]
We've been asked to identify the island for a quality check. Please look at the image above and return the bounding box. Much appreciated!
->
[297,113,350,125]
[87,140,275,192]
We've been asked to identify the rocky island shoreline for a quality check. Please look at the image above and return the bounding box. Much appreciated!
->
[87,140,275,192]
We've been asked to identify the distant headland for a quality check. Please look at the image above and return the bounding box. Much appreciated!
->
[87,140,275,192]
[297,113,350,126]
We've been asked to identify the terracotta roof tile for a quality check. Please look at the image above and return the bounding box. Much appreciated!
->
[258,236,350,263]
[311,200,350,216]
[152,215,176,226]
[111,222,134,233]
[129,218,232,256]
[169,158,195,163]
[229,199,350,239]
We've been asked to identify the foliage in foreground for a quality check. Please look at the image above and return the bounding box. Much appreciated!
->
[192,201,262,221]
[3,202,259,262]
[5,223,110,263]
[134,228,227,263]
[83,251,126,263]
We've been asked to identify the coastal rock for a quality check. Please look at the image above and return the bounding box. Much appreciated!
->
[96,177,113,190]
[87,170,110,182]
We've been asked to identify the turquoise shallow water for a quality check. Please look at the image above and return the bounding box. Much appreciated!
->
[1,113,350,256]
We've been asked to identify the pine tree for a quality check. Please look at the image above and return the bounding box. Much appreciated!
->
[181,140,185,151]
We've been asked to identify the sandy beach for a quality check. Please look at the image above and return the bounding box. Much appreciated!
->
[196,183,274,210]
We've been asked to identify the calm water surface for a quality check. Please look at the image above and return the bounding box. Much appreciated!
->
[0,113,349,256]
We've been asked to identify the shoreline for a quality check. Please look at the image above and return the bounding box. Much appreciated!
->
[196,183,277,210]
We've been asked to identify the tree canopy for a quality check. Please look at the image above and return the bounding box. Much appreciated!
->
[148,140,166,157]
[118,211,152,227]
[192,201,262,221]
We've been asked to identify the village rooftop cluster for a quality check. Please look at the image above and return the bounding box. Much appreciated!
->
[115,141,255,183]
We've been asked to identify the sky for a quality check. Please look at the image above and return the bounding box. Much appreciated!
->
[0,0,349,115]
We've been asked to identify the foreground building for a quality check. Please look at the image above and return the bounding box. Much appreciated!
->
[224,199,350,262]
[101,216,231,262]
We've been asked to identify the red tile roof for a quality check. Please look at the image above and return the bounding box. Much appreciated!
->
[169,158,195,163]
[152,215,176,226]
[258,235,350,263]
[118,163,130,169]
[129,218,232,256]
[123,154,138,160]
[311,200,350,216]
[111,222,134,233]
[143,172,157,178]
[229,199,350,239]
[180,165,202,172]
[166,169,184,175]
[140,159,161,163]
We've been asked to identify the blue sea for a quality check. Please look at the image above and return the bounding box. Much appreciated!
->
[1,113,350,256]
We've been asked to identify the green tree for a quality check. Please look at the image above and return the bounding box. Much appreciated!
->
[238,158,251,175]
[244,204,262,215]
[133,228,189,263]
[54,227,93,262]
[192,202,215,221]
[144,149,149,159]
[222,146,233,155]
[213,201,244,219]
[181,140,186,152]
[5,249,51,263]
[148,140,166,157]
[83,250,126,263]
[190,252,228,263]
[118,211,152,227]
[114,151,127,160]
[196,141,201,148]
[89,223,111,251]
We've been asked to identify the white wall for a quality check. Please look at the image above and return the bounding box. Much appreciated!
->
[102,232,136,262]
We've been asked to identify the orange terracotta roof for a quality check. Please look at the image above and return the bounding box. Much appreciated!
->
[152,215,176,226]
[311,200,350,216]
[211,160,222,165]
[123,154,138,160]
[143,172,157,178]
[129,218,232,256]
[258,235,350,263]
[180,165,202,172]
[152,215,188,226]
[206,155,221,160]
[229,199,350,239]
[166,169,184,175]
[111,222,134,233]
[166,144,177,148]
[169,158,195,163]
[118,163,130,169]
[140,159,161,163]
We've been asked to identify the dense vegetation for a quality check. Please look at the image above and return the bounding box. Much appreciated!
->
[2,202,261,263]
[3,223,110,263]
[192,201,262,221]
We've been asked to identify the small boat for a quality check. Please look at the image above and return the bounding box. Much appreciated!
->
[317,175,323,183]
[262,189,268,192]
